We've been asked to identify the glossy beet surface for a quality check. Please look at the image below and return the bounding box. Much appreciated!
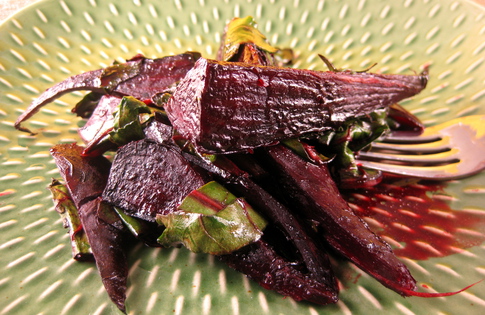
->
[166,58,428,154]
[219,239,339,305]
[78,198,129,313]
[102,139,207,221]
[140,119,340,304]
[259,145,417,296]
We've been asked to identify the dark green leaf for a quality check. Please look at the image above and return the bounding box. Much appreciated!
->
[72,92,104,118]
[108,96,154,146]
[318,110,389,181]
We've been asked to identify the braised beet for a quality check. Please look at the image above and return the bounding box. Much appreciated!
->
[50,143,111,207]
[137,120,339,300]
[219,239,338,305]
[102,139,207,221]
[180,149,338,294]
[258,145,417,296]
[165,58,428,154]
[50,144,128,312]
[79,198,129,313]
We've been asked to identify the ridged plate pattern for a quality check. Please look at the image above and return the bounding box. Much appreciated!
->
[1,0,485,314]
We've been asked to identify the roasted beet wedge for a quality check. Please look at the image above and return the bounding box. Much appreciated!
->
[140,120,340,302]
[102,139,207,221]
[165,58,428,154]
[258,145,417,296]
[219,239,338,305]
[50,144,128,312]
[15,52,200,134]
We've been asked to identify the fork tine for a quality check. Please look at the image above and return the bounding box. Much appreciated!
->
[356,115,485,180]
[370,138,451,154]
[357,148,459,165]
[356,160,467,180]
[381,133,441,144]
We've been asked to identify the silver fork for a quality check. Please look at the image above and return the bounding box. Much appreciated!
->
[356,115,485,180]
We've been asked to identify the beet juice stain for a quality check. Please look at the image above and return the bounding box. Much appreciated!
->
[343,176,485,260]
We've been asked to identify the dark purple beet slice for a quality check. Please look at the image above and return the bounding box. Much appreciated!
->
[102,139,207,221]
[259,144,417,296]
[15,53,200,134]
[50,143,111,207]
[50,143,128,312]
[219,239,338,305]
[79,198,128,313]
[165,58,428,154]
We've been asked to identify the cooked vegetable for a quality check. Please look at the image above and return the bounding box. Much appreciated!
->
[78,95,123,151]
[16,13,480,314]
[15,52,200,134]
[219,238,339,304]
[48,179,93,261]
[79,197,129,313]
[83,96,155,156]
[217,16,278,65]
[102,139,207,221]
[147,120,340,297]
[50,143,128,313]
[165,57,428,154]
[255,144,417,295]
[157,181,267,255]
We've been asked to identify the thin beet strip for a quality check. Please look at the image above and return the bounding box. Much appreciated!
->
[258,144,418,296]
[219,238,338,305]
[50,143,128,312]
[165,58,428,154]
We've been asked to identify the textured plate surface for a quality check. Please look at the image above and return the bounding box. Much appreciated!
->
[1,0,485,314]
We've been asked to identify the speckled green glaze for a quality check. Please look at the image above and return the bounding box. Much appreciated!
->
[1,0,485,314]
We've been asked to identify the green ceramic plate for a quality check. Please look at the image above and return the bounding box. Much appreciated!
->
[1,0,485,314]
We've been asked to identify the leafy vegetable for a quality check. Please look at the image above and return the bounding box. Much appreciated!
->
[113,206,161,247]
[48,178,92,261]
[108,96,154,146]
[219,16,278,62]
[316,109,390,186]
[157,181,267,255]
